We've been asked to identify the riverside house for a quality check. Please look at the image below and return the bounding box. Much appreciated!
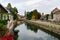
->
[0,4,13,21]
[40,13,45,20]
[51,8,60,22]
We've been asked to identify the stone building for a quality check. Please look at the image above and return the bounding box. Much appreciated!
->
[40,13,45,20]
[51,7,60,22]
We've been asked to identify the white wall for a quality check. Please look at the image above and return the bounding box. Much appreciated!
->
[53,14,60,21]
[53,14,57,21]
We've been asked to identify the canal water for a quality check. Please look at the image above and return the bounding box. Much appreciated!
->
[15,23,59,40]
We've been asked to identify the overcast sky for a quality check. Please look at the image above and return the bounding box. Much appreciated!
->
[0,0,60,15]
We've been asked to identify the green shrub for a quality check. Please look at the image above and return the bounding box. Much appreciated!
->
[1,31,6,36]
[0,23,4,29]
[0,20,7,25]
[0,20,8,36]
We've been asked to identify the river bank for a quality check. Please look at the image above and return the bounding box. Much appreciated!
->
[9,20,23,40]
[24,19,60,38]
[0,19,23,40]
[15,23,59,40]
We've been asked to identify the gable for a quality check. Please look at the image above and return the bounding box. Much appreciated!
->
[0,4,8,13]
[54,11,60,14]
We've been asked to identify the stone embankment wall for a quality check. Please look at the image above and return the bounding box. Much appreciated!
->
[24,19,60,35]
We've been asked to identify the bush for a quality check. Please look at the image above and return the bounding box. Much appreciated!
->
[0,20,7,25]
[0,23,4,29]
[0,20,8,37]
[1,31,6,36]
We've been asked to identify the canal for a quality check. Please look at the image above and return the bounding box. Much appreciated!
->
[15,23,59,40]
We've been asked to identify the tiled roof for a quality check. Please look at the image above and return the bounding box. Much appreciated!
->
[0,4,8,12]
[52,8,60,14]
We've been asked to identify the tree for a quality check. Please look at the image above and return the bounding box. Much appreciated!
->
[51,12,53,19]
[12,7,18,20]
[13,7,18,13]
[32,9,41,19]
[26,11,32,20]
[45,14,49,20]
[37,12,41,19]
[7,3,18,20]
[32,9,38,19]
[32,15,35,19]
[7,3,12,9]
[26,9,41,20]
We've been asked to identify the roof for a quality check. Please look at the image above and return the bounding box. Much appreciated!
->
[51,7,60,14]
[0,4,8,13]
[52,7,59,13]
[54,10,60,14]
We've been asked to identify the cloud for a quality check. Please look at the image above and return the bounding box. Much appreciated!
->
[24,0,42,6]
[0,0,60,15]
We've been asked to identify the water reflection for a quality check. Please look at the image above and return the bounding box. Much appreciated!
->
[25,23,38,33]
[15,23,59,40]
